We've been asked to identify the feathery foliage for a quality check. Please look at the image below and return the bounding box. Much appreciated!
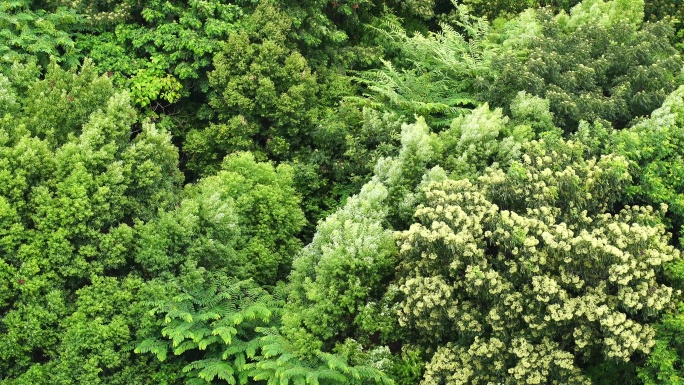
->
[5,0,684,383]
[354,9,490,127]
[138,272,393,384]
[136,275,276,384]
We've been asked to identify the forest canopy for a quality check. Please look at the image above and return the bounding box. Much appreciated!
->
[1,0,684,384]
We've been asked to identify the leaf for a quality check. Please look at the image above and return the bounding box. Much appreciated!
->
[134,338,169,362]
[212,325,238,344]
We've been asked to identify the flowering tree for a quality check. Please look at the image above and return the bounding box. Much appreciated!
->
[396,138,681,383]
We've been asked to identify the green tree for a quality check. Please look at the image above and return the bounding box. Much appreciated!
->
[599,86,684,384]
[353,10,490,127]
[287,76,684,382]
[638,303,684,385]
[136,273,278,385]
[460,0,587,20]
[137,271,393,384]
[435,100,537,177]
[0,61,183,384]
[70,0,247,111]
[136,152,306,286]
[0,59,311,384]
[644,0,684,51]
[483,0,683,131]
[187,2,320,171]
[284,180,398,354]
[609,86,684,244]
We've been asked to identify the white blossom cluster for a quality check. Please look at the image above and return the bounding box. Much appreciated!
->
[396,139,681,384]
[70,0,134,25]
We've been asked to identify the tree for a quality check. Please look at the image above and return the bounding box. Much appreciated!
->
[608,86,684,245]
[136,152,306,286]
[0,59,310,384]
[603,86,684,384]
[0,61,183,384]
[71,0,247,111]
[0,0,81,71]
[398,139,680,383]
[353,10,490,127]
[288,75,684,382]
[482,0,683,131]
[283,180,397,354]
[186,2,320,171]
[644,0,684,51]
[136,273,278,385]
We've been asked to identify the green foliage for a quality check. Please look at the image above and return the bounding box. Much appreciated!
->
[186,1,387,232]
[460,0,675,23]
[136,274,276,384]
[7,0,684,382]
[138,272,393,384]
[560,0,646,28]
[436,101,537,177]
[461,0,582,20]
[291,78,684,381]
[48,276,174,385]
[0,60,307,384]
[604,86,684,383]
[0,61,182,384]
[287,104,404,238]
[136,152,305,285]
[127,65,182,107]
[381,345,426,385]
[284,180,397,354]
[610,86,684,244]
[72,0,247,109]
[52,0,136,26]
[282,104,549,370]
[372,117,445,225]
[273,0,439,56]
[186,2,320,171]
[255,333,393,385]
[638,304,684,384]
[20,59,117,145]
[354,11,490,127]
[483,0,683,131]
[645,0,684,51]
[0,0,81,70]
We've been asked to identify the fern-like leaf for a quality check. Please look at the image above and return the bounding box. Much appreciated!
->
[134,338,170,362]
